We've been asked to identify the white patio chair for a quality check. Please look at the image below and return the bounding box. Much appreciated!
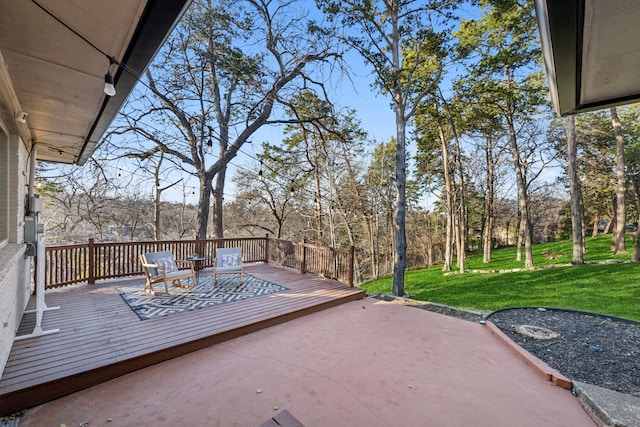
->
[213,247,243,284]
[140,251,196,295]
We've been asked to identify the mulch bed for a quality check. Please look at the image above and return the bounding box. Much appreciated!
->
[486,308,640,398]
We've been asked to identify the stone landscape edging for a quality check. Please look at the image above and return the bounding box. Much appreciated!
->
[442,259,630,276]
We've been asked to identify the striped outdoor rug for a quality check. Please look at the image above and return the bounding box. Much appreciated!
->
[118,273,288,320]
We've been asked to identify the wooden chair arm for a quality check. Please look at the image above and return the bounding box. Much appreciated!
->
[141,263,168,278]
[141,262,164,269]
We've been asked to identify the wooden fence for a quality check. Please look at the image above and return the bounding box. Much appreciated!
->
[40,237,354,289]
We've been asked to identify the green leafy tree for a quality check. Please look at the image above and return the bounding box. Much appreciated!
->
[364,140,397,278]
[565,115,585,263]
[575,110,617,237]
[454,0,547,269]
[609,105,640,259]
[610,107,627,254]
[318,0,452,295]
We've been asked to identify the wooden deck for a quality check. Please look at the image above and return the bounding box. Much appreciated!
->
[0,264,365,416]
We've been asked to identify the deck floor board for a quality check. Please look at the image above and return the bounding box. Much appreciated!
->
[0,264,365,416]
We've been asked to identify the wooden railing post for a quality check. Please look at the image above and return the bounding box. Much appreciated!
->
[264,234,270,263]
[88,238,96,285]
[348,245,355,287]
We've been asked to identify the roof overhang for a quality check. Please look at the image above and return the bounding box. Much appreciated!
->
[0,0,191,165]
[534,0,640,116]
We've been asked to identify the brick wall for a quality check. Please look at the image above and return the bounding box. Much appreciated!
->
[0,133,31,378]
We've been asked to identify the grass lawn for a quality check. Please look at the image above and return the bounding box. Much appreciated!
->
[360,235,640,322]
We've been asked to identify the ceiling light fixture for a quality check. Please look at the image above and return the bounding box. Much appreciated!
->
[15,111,28,123]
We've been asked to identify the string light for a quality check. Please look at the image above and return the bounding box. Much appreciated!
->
[206,126,213,152]
[103,56,118,96]
[32,0,313,201]
[31,0,120,97]
[104,74,116,97]
[109,110,275,192]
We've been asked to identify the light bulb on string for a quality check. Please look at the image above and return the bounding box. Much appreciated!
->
[289,179,295,197]
[103,57,118,97]
[104,74,116,96]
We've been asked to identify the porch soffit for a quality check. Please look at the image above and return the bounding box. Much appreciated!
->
[536,0,640,116]
[0,0,191,165]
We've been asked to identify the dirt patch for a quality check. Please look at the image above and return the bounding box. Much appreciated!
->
[368,293,485,323]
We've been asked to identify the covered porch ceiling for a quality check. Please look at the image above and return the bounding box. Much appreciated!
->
[535,0,640,116]
[0,0,191,165]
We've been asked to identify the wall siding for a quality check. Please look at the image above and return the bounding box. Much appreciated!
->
[0,133,31,378]
[0,245,30,374]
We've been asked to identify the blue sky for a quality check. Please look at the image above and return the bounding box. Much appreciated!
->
[60,0,562,210]
[155,51,402,204]
[107,71,400,205]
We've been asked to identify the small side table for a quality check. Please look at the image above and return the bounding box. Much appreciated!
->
[185,256,207,285]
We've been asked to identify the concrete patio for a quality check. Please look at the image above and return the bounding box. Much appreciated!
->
[17,298,597,427]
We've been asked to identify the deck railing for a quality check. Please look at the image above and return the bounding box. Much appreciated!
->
[40,237,354,289]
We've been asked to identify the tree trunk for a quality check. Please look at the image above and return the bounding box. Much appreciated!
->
[452,128,465,272]
[456,205,464,272]
[610,107,627,254]
[509,124,534,268]
[482,135,495,263]
[566,115,584,263]
[439,93,466,272]
[372,211,379,278]
[515,213,523,261]
[439,126,454,272]
[196,175,212,239]
[392,110,407,296]
[592,214,600,237]
[154,156,162,240]
[604,204,614,234]
[312,140,324,244]
[212,166,226,238]
[425,212,433,267]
